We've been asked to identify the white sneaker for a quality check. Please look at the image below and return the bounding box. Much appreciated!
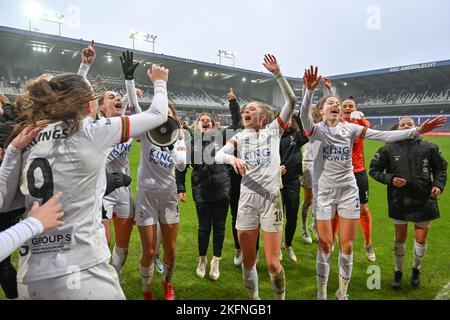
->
[335,289,349,300]
[233,249,243,266]
[209,256,222,280]
[366,244,376,262]
[301,227,313,244]
[282,242,297,263]
[196,256,207,279]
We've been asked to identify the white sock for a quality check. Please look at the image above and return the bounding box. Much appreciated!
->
[269,267,285,300]
[394,240,406,272]
[413,241,427,269]
[242,264,259,300]
[163,260,175,283]
[338,251,353,296]
[316,249,331,299]
[140,263,155,293]
[111,245,128,274]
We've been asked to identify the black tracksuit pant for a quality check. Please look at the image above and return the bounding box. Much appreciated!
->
[196,198,229,257]
[281,178,301,247]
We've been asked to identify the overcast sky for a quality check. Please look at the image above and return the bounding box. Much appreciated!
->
[1,0,449,77]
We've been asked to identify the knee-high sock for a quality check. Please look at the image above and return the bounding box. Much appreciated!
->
[338,251,353,296]
[394,240,406,272]
[332,215,339,240]
[112,245,128,274]
[163,260,175,283]
[359,211,373,245]
[242,264,259,300]
[269,267,285,300]
[316,249,331,299]
[413,241,427,269]
[301,202,310,230]
[140,263,155,293]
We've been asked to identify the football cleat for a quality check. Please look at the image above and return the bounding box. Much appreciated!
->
[411,268,421,287]
[392,271,403,289]
[163,281,176,300]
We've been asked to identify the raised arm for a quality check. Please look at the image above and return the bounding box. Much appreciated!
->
[300,66,322,135]
[77,40,96,78]
[227,88,241,130]
[322,78,335,96]
[120,50,142,115]
[362,116,446,142]
[263,54,296,131]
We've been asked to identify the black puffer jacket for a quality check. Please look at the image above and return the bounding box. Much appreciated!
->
[176,100,241,203]
[280,113,309,187]
[369,137,447,222]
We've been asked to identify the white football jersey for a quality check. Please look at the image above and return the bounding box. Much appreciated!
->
[106,139,133,175]
[137,134,186,191]
[302,141,321,163]
[18,116,131,282]
[309,121,419,189]
[230,119,284,194]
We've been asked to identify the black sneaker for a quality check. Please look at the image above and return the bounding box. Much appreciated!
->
[411,268,420,287]
[392,271,403,289]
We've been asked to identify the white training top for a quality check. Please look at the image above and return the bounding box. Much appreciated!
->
[215,72,296,194]
[300,89,420,189]
[17,80,168,282]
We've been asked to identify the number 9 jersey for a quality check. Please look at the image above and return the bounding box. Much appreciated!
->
[18,116,131,283]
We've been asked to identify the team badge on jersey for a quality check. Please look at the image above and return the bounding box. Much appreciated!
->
[339,127,350,138]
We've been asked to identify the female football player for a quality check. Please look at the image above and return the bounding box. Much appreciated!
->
[215,54,296,300]
[14,62,170,299]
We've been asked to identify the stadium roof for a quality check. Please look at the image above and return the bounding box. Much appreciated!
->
[0,25,301,90]
[1,25,449,94]
[330,59,450,91]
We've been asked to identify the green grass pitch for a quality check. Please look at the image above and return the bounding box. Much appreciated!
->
[1,137,449,300]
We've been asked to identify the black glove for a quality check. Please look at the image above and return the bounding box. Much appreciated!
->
[120,50,139,80]
[104,172,132,196]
